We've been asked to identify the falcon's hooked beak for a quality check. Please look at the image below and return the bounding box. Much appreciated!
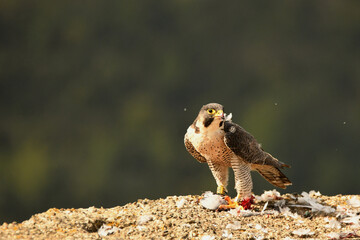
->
[214,110,224,119]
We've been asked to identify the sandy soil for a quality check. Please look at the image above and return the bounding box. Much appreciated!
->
[0,190,359,239]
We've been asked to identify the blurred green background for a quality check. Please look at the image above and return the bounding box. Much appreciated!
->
[1,1,359,223]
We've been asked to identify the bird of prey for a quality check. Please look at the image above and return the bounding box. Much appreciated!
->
[184,103,291,202]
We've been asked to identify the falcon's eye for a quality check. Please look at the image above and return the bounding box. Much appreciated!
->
[207,109,215,114]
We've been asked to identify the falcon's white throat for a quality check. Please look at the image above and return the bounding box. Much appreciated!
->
[198,112,232,134]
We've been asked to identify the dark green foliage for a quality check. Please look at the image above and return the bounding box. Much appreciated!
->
[0,1,359,222]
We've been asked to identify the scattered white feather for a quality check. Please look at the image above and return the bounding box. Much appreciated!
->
[253,234,265,240]
[176,198,187,208]
[201,235,216,240]
[222,230,233,238]
[341,231,359,238]
[254,223,268,234]
[224,113,232,121]
[136,225,147,231]
[331,231,359,239]
[342,214,360,226]
[297,192,315,205]
[200,191,227,210]
[229,208,277,217]
[336,205,347,213]
[279,206,299,219]
[97,224,120,237]
[297,192,335,213]
[309,190,322,197]
[261,201,269,214]
[228,208,240,216]
[255,224,262,230]
[226,221,242,230]
[181,223,191,228]
[335,205,350,218]
[274,199,286,208]
[327,232,341,239]
[288,194,297,200]
[259,189,281,201]
[324,217,341,229]
[347,196,360,208]
[137,215,154,225]
[292,228,315,237]
[329,232,360,240]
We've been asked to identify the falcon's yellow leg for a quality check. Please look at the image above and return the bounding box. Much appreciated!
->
[216,185,227,195]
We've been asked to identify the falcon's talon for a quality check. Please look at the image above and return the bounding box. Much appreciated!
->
[217,196,237,211]
[216,195,255,211]
[217,195,242,211]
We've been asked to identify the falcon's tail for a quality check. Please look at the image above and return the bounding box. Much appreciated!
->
[261,153,290,169]
[252,164,292,189]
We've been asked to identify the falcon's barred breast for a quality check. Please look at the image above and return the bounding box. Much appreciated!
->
[184,103,291,201]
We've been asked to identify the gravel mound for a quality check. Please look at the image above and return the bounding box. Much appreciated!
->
[1,191,359,239]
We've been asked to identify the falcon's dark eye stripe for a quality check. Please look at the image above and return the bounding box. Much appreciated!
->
[203,117,214,127]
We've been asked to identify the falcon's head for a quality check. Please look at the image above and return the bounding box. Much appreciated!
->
[195,103,225,132]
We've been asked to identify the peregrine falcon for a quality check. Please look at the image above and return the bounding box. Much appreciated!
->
[184,103,291,202]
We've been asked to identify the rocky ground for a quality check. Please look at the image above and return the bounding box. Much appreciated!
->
[0,190,359,239]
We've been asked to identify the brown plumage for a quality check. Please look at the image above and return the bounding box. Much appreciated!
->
[184,103,291,201]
